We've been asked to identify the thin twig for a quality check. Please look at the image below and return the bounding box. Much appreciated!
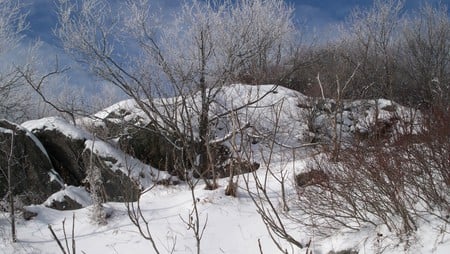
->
[48,224,67,254]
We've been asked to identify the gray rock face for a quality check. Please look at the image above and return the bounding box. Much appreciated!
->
[31,128,86,186]
[81,147,140,202]
[0,120,63,206]
[87,109,253,180]
[118,125,179,171]
[23,117,140,203]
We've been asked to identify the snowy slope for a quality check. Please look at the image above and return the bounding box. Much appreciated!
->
[1,84,447,254]
[2,167,449,254]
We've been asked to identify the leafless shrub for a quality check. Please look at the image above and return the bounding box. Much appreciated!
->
[401,2,450,108]
[125,186,166,254]
[396,107,450,220]
[295,106,449,245]
[243,101,309,253]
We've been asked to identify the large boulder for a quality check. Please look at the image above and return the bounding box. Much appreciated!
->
[117,124,183,174]
[22,117,144,203]
[100,120,236,179]
[0,120,63,206]
[82,106,185,175]
[25,123,86,186]
[82,103,254,179]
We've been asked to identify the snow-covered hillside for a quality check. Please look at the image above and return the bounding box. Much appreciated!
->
[1,84,448,254]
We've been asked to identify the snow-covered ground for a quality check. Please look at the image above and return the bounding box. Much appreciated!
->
[1,164,449,254]
[1,84,448,253]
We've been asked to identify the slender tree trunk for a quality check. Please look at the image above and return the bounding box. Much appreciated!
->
[9,191,16,242]
[197,30,215,189]
[7,131,16,242]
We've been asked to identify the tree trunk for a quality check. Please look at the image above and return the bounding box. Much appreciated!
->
[7,131,16,242]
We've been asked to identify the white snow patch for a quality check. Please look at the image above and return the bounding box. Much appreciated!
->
[44,185,92,207]
[0,126,13,134]
[84,139,172,187]
[22,116,93,140]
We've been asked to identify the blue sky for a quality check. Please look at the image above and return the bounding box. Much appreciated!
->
[24,0,449,44]
[23,0,367,43]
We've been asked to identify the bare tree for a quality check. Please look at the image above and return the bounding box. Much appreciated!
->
[180,177,208,254]
[48,214,77,254]
[55,0,296,186]
[125,186,164,254]
[0,129,17,242]
[0,0,87,123]
[0,0,32,122]
[15,49,77,123]
[338,0,404,100]
[401,2,450,107]
[316,64,360,160]
[56,1,298,252]
[243,123,305,253]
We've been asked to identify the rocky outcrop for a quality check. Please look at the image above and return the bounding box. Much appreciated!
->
[22,117,140,203]
[303,98,413,144]
[117,124,183,174]
[80,106,181,174]
[106,122,239,179]
[0,120,63,206]
[84,108,239,179]
[81,146,140,202]
[29,126,86,186]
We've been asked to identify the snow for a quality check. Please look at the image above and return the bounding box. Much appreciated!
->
[1,172,448,254]
[1,84,447,254]
[1,182,285,253]
[0,126,13,134]
[22,116,94,140]
[43,186,92,208]
[84,139,173,187]
[93,99,142,120]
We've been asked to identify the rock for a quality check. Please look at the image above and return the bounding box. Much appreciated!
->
[81,147,140,202]
[22,208,38,220]
[94,117,255,180]
[217,159,260,178]
[328,249,359,254]
[29,126,86,186]
[0,120,63,206]
[84,110,185,177]
[295,170,329,188]
[22,117,140,203]
[46,195,83,210]
[117,124,182,174]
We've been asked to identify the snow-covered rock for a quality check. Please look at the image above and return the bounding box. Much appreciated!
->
[82,84,417,150]
[0,120,63,206]
[22,117,171,205]
[44,185,92,210]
